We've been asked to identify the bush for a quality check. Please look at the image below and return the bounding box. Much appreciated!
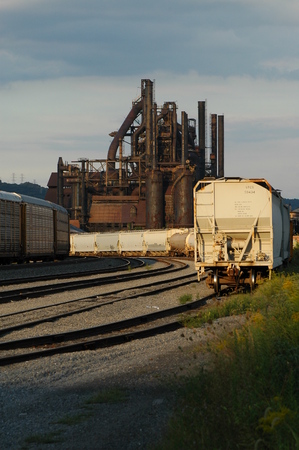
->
[156,273,299,449]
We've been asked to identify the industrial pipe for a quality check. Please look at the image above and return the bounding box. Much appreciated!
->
[108,100,143,160]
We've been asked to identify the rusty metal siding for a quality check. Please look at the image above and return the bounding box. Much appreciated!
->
[89,196,146,228]
[174,168,193,227]
[146,169,164,229]
[89,203,122,223]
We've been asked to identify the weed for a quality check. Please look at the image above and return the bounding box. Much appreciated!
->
[154,271,299,450]
[54,411,93,426]
[179,294,192,305]
[22,431,63,447]
[85,387,128,405]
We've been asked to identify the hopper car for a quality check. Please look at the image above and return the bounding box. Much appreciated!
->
[69,228,195,257]
[0,191,69,264]
[194,178,292,292]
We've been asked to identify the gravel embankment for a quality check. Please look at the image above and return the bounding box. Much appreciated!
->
[0,259,245,450]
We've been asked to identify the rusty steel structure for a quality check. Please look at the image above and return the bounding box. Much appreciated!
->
[46,79,225,231]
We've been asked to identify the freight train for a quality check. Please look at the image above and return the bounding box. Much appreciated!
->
[194,178,292,292]
[0,191,69,264]
[69,228,194,257]
[70,177,292,293]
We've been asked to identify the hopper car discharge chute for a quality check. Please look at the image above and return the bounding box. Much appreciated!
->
[193,177,292,293]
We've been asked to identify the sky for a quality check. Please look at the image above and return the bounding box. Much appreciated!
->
[0,0,298,198]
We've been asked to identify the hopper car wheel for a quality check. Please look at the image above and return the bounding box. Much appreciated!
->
[213,269,219,294]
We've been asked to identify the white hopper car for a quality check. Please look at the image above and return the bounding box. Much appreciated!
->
[194,178,292,292]
[70,228,195,257]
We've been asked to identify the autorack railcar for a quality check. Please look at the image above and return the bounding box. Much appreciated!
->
[194,178,292,292]
[0,191,69,263]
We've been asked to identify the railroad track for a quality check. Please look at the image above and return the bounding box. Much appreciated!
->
[0,290,217,367]
[0,257,178,303]
[0,256,143,287]
[0,257,213,366]
[0,270,198,333]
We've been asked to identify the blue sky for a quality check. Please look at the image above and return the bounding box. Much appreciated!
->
[0,0,298,198]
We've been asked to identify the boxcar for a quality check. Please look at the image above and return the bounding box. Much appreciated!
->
[194,178,291,292]
[0,192,22,262]
[0,191,69,263]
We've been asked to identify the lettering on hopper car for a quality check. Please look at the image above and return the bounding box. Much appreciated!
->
[244,185,256,194]
[234,200,254,218]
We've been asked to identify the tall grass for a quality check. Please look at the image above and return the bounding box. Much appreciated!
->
[155,248,299,450]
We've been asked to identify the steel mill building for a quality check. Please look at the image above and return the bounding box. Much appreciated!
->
[45,79,224,231]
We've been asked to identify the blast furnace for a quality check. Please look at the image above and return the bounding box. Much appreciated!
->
[46,79,224,231]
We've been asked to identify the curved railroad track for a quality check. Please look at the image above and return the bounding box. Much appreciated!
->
[0,257,216,366]
[0,265,197,333]
[0,291,217,367]
[0,256,143,286]
[0,257,180,303]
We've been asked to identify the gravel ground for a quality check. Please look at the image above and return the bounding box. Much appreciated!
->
[0,257,134,282]
[0,259,246,450]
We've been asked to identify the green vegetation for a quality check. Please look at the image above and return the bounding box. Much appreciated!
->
[179,293,193,305]
[52,388,128,426]
[22,431,62,447]
[85,387,128,405]
[23,388,128,447]
[156,248,299,450]
[54,411,93,426]
[0,181,47,199]
[284,198,299,210]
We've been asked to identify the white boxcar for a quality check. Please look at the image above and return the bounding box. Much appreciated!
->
[194,178,291,292]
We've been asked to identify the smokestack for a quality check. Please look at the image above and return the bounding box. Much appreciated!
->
[218,115,224,177]
[57,157,64,206]
[143,79,153,167]
[181,111,188,166]
[211,114,217,177]
[198,101,206,179]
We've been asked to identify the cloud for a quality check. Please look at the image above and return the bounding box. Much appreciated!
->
[0,0,40,11]
[261,57,299,75]
[1,0,299,83]
[0,72,298,197]
[0,1,298,198]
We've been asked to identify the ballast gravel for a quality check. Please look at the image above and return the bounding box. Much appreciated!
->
[0,259,246,450]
